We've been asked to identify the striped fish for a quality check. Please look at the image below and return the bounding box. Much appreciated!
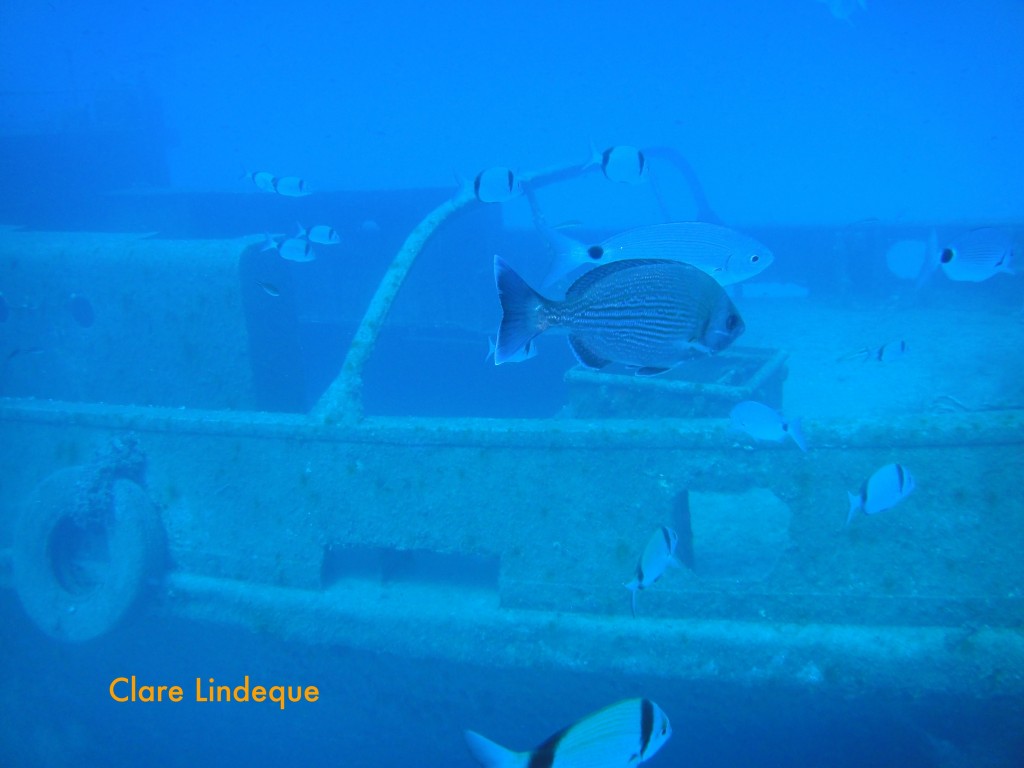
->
[599,144,647,183]
[464,698,671,768]
[847,463,916,525]
[495,256,745,375]
[625,527,680,618]
[940,228,1015,282]
[474,167,522,203]
[544,221,774,288]
[272,175,311,197]
[729,400,807,452]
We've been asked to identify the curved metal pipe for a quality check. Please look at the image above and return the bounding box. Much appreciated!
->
[312,147,717,422]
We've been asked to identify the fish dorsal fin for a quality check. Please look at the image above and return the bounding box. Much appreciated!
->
[568,335,611,370]
[565,258,677,300]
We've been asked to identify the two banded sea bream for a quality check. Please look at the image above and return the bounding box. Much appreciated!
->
[625,527,680,617]
[847,463,916,525]
[464,697,671,768]
[544,221,773,288]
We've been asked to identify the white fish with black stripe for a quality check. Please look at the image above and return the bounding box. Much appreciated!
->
[244,169,277,193]
[262,234,315,263]
[939,227,1016,282]
[272,175,311,197]
[847,463,915,525]
[592,144,647,184]
[473,167,522,203]
[543,221,774,290]
[625,526,680,618]
[296,223,341,245]
[837,339,907,363]
[730,400,807,452]
[464,697,671,768]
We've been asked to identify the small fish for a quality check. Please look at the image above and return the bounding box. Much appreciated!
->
[473,167,521,203]
[884,238,931,281]
[598,145,647,183]
[625,526,679,617]
[278,237,315,262]
[261,233,315,262]
[847,463,915,525]
[273,176,311,197]
[297,223,341,245]
[730,400,807,451]
[256,280,281,297]
[544,221,774,288]
[837,339,907,363]
[485,335,536,364]
[68,293,95,327]
[244,170,277,192]
[495,257,745,375]
[939,228,1015,282]
[465,698,671,768]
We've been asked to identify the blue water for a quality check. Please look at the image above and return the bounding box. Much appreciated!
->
[1,1,1023,766]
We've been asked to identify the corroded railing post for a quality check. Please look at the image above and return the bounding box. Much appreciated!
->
[312,189,476,423]
[312,162,598,423]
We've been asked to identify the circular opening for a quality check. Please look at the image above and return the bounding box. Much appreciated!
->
[47,516,111,596]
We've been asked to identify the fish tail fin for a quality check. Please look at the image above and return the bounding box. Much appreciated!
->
[494,256,546,364]
[452,168,471,197]
[846,492,860,526]
[1001,248,1016,275]
[625,581,639,618]
[788,418,808,452]
[260,233,277,252]
[464,730,522,768]
[295,222,308,240]
[484,336,496,363]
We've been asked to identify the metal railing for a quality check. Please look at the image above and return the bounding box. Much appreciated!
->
[312,147,716,422]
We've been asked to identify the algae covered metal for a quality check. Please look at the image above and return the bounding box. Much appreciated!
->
[0,167,1022,705]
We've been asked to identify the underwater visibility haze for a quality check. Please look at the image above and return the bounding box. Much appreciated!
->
[0,1,1022,766]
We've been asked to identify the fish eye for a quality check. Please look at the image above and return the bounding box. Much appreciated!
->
[940,248,954,264]
[587,245,604,260]
[750,254,760,263]
[726,314,740,331]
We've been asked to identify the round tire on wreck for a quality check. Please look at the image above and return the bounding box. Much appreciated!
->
[12,466,165,642]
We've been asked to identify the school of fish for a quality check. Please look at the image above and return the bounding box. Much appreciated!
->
[228,141,1013,767]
